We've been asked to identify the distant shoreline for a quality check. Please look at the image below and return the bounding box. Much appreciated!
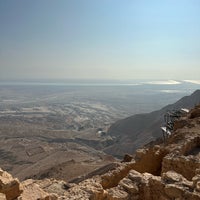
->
[0,79,199,86]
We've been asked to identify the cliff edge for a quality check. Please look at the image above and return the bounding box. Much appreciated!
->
[1,104,200,199]
[106,90,200,157]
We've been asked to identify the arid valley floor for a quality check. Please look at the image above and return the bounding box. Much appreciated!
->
[0,82,198,182]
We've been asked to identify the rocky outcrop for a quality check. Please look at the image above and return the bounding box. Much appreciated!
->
[18,179,58,200]
[62,104,200,199]
[1,104,200,199]
[0,168,58,200]
[107,90,200,157]
[0,168,22,200]
[104,170,200,200]
[63,169,200,199]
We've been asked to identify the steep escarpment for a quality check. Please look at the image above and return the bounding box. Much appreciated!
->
[106,90,200,157]
[1,104,200,199]
[62,104,200,199]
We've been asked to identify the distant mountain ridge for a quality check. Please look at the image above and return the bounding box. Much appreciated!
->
[105,90,200,157]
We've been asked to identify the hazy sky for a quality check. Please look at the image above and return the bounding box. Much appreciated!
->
[0,0,200,80]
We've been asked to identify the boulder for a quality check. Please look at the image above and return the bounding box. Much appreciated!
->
[18,179,57,200]
[0,168,22,200]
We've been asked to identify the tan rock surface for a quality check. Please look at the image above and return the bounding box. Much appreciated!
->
[0,168,22,200]
[0,193,6,200]
[18,179,58,200]
[1,105,200,199]
[62,105,200,199]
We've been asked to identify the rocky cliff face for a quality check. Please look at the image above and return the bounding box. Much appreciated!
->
[106,90,200,157]
[1,105,200,199]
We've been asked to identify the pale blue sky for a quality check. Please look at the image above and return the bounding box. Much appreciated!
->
[0,0,200,80]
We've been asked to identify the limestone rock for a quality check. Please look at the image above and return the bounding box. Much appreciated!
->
[64,178,105,200]
[190,106,200,119]
[106,187,129,200]
[1,105,200,199]
[0,168,22,200]
[128,170,143,183]
[35,178,68,197]
[119,177,139,194]
[101,163,135,189]
[164,184,185,198]
[18,179,57,200]
[162,171,184,183]
[0,193,6,200]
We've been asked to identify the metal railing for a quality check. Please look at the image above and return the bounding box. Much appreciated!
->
[161,108,189,141]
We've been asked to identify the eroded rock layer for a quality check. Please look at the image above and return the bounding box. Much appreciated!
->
[0,105,200,199]
[62,105,200,199]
